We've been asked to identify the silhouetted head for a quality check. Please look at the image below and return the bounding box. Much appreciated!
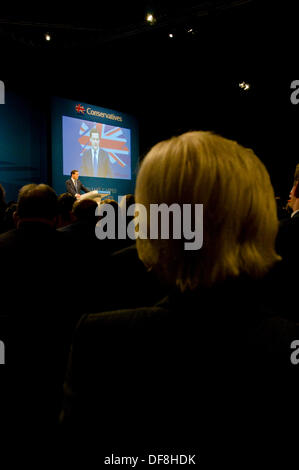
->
[15,183,58,227]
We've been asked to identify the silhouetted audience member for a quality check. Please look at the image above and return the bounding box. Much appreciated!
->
[82,194,166,314]
[56,192,76,228]
[58,197,100,248]
[0,183,73,433]
[276,163,299,259]
[1,201,17,232]
[61,132,298,464]
[0,183,7,233]
[97,198,131,253]
[118,193,136,248]
[86,243,167,313]
[275,196,291,220]
[273,164,299,319]
[57,198,112,312]
[0,183,59,261]
[119,193,135,212]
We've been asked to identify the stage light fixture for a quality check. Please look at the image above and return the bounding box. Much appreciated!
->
[146,12,156,24]
[239,81,250,91]
[45,33,51,41]
[185,26,197,37]
[169,33,174,38]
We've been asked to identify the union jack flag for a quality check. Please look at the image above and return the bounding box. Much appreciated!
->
[75,104,85,114]
[78,122,129,167]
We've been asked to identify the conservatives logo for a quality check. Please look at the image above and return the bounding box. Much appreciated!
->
[75,104,123,122]
[75,104,85,114]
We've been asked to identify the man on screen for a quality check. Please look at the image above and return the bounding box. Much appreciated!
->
[80,128,113,178]
[66,170,89,199]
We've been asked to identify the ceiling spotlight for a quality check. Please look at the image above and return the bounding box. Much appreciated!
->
[146,13,155,24]
[185,26,197,37]
[239,81,251,91]
[45,33,51,41]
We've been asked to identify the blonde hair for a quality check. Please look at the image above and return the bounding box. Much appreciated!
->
[294,163,299,184]
[135,131,280,291]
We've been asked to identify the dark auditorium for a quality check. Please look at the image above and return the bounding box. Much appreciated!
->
[0,2,298,467]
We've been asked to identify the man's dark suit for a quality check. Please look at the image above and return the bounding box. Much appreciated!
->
[65,179,89,196]
[80,149,113,178]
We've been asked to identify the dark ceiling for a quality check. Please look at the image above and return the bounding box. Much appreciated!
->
[0,2,254,47]
[1,1,290,104]
[0,1,295,87]
[1,1,298,195]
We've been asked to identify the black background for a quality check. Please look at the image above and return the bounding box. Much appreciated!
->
[1,1,299,198]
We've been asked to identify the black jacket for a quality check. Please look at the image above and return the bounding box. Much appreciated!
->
[60,274,298,462]
[65,178,89,196]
